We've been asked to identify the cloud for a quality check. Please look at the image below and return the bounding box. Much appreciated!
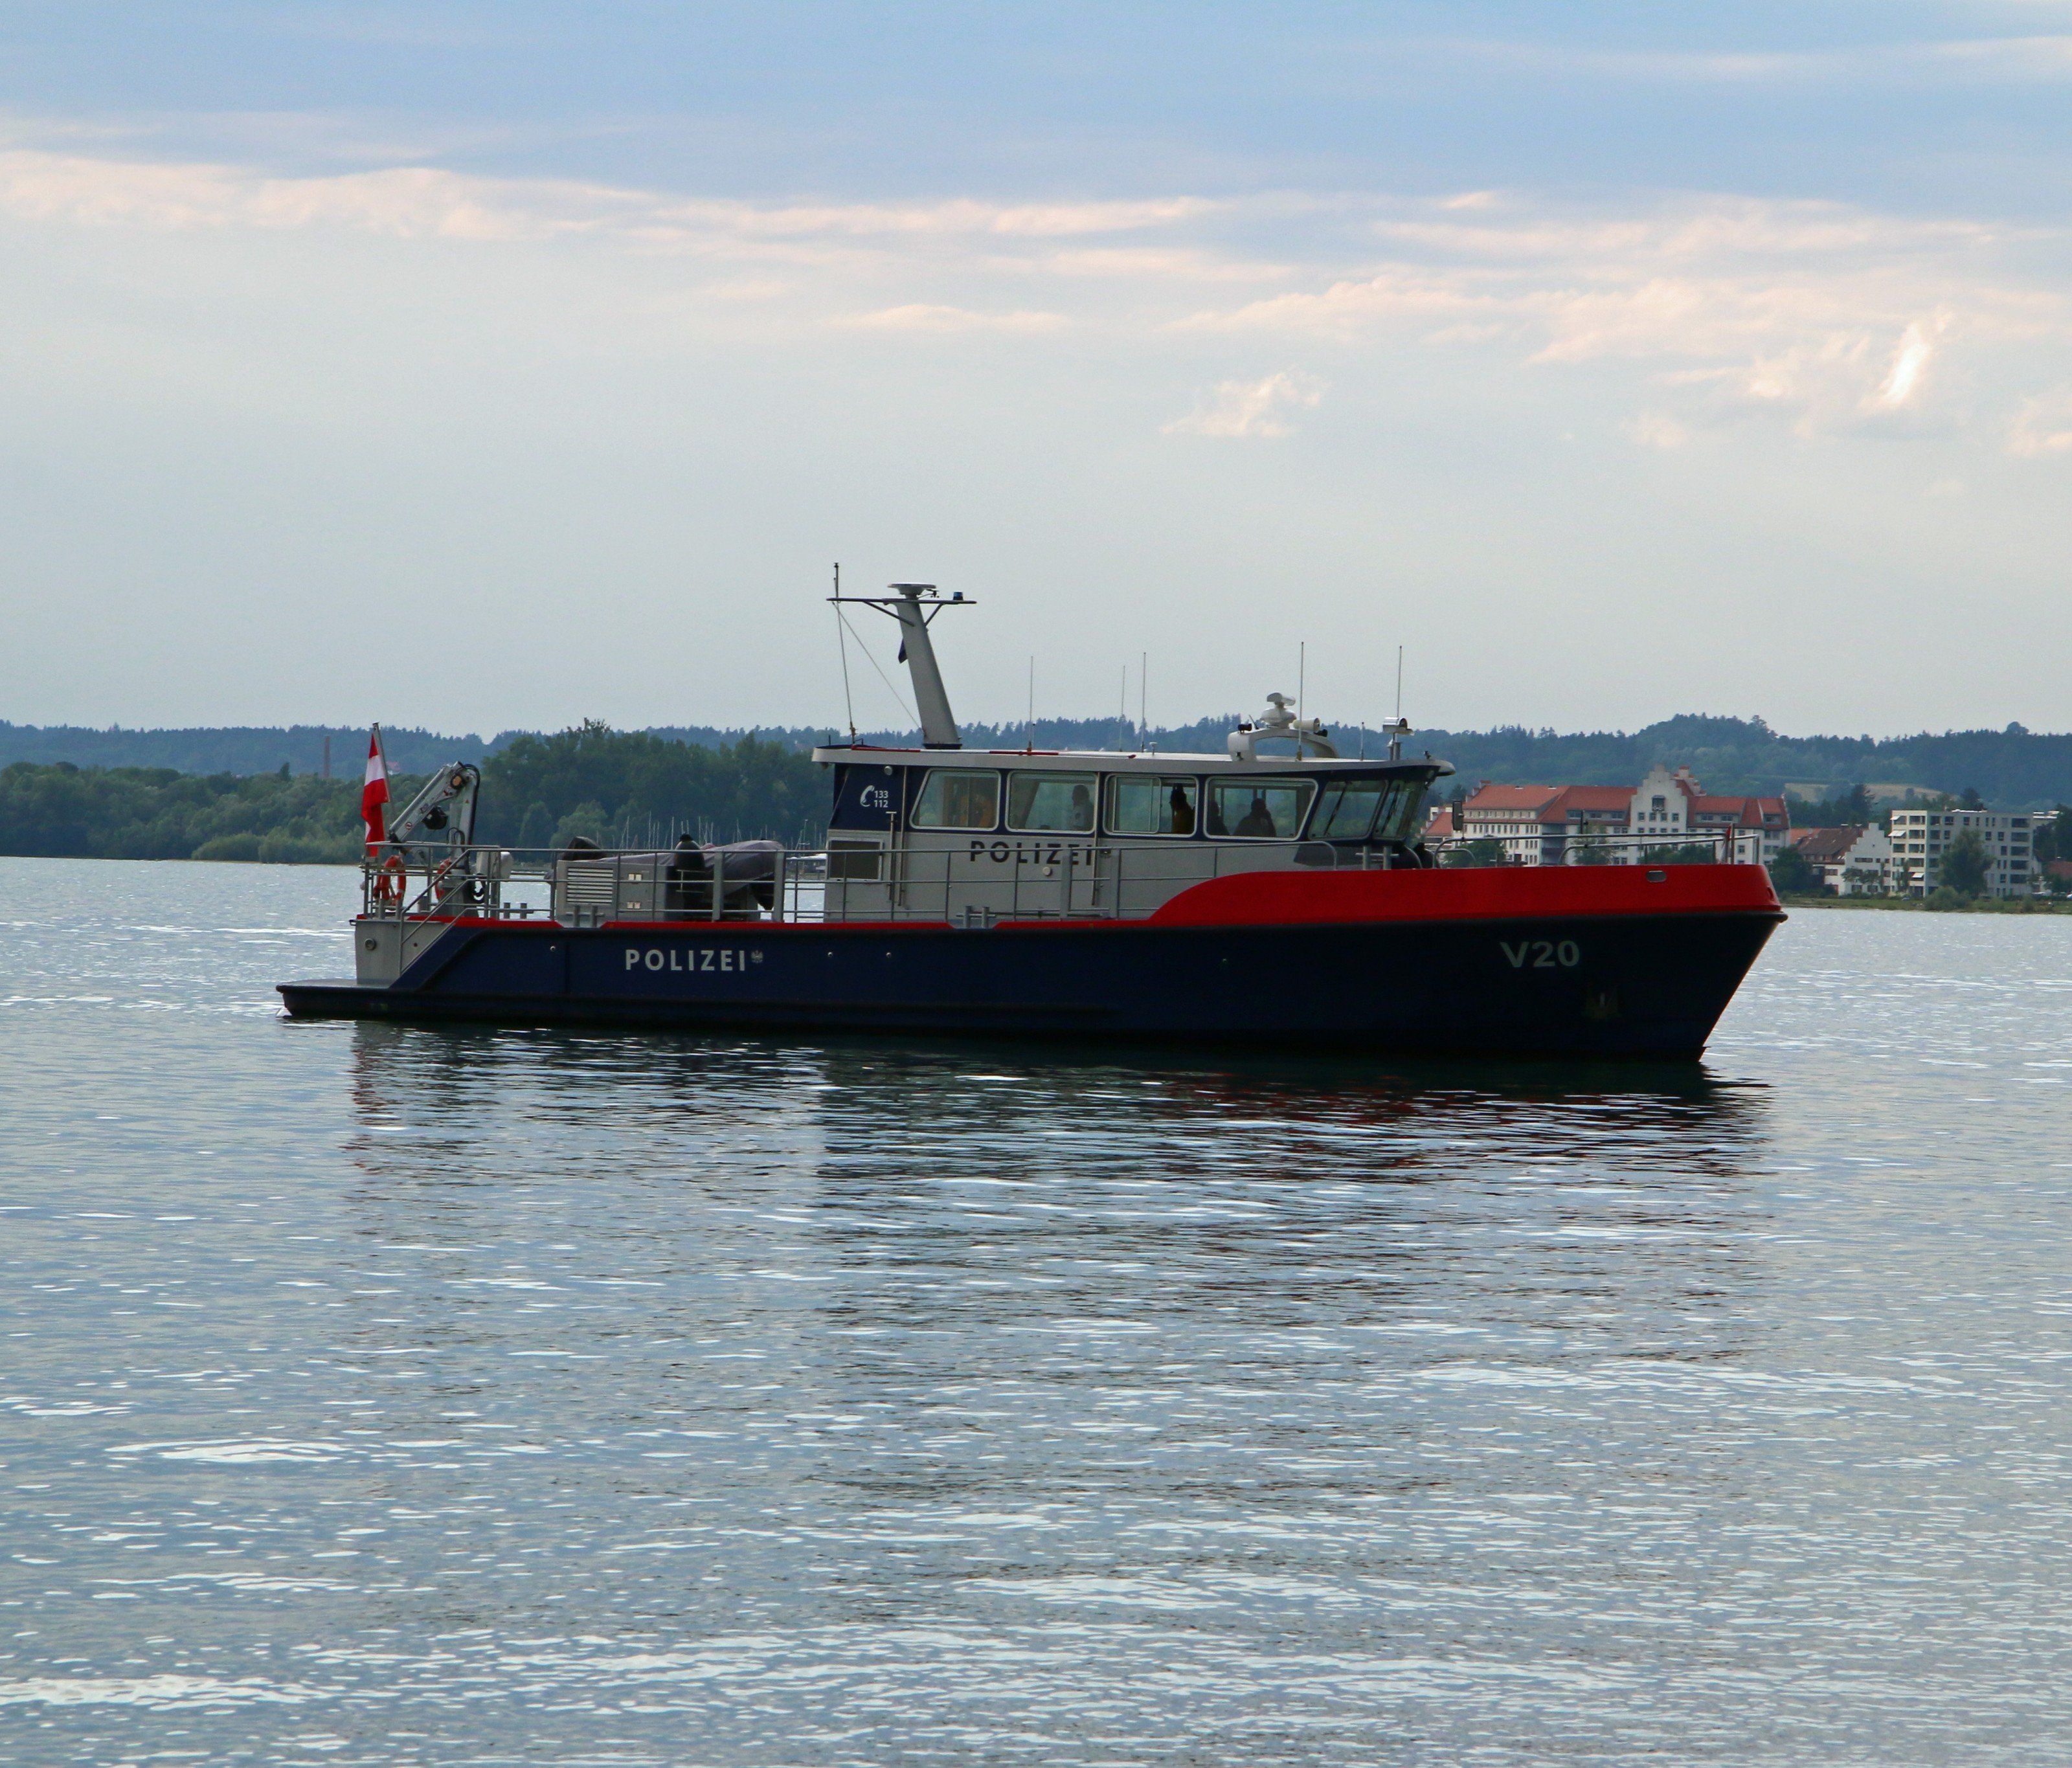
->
[1626,411,1693,449]
[1436,33,2072,87]
[0,150,611,241]
[0,146,1221,252]
[838,304,1066,333]
[2009,391,2072,455]
[3,131,2071,450]
[1164,371,1325,438]
[1173,191,2065,442]
[1871,317,1941,409]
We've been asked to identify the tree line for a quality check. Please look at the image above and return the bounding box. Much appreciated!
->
[7,711,2072,809]
[0,726,824,864]
[7,718,2072,872]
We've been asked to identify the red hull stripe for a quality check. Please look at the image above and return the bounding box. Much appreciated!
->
[388,863,1778,937]
[1147,863,1781,927]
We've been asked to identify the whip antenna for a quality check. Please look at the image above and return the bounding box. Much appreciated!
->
[833,563,857,743]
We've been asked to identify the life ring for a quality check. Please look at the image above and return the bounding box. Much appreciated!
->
[372,854,405,905]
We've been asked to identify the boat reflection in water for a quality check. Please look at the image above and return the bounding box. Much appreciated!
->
[320,1021,1777,1752]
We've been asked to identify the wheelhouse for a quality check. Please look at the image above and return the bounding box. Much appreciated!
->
[825,750,1441,856]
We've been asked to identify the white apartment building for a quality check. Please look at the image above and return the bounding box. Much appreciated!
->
[1786,823,1896,895]
[1888,808,2034,897]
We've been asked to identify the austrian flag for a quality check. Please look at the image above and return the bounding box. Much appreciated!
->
[361,725,390,855]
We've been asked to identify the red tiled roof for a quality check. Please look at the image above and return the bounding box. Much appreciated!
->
[1465,783,1629,825]
[1691,794,1789,827]
[1790,825,1869,862]
[1548,786,1632,815]
[1424,806,1457,838]
[1464,785,1562,814]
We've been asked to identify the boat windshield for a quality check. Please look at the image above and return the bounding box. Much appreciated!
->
[1311,776,1430,842]
[1008,771,1098,833]
[1377,780,1428,842]
[1312,779,1386,839]
[1204,777,1315,840]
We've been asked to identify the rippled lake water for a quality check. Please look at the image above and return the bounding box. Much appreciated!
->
[4,856,2072,1765]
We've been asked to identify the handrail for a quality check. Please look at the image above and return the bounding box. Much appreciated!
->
[1424,827,1757,866]
[355,830,1767,932]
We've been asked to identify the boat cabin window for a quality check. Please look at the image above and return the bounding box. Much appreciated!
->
[1008,771,1098,833]
[1312,778,1387,840]
[1007,771,1102,833]
[1105,774,1198,837]
[1204,776,1315,840]
[911,768,1001,831]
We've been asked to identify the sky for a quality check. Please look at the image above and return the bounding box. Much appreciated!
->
[3,2,2071,739]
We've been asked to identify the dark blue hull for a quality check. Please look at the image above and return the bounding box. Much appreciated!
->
[279,910,1781,1057]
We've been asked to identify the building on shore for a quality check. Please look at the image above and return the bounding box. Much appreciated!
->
[1786,824,1895,895]
[1888,808,2036,897]
[1457,765,1788,866]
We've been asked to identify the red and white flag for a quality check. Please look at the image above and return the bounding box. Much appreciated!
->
[361,725,390,854]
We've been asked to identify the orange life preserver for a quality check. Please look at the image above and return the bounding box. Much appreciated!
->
[372,853,405,905]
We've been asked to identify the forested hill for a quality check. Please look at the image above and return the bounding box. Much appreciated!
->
[0,728,824,864]
[0,722,497,777]
[5,712,2072,807]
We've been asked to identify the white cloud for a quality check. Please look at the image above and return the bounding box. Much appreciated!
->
[0,148,1222,251]
[1871,317,1941,409]
[2009,391,2072,454]
[838,304,1066,333]
[1437,33,2072,86]
[1164,371,1325,438]
[1626,410,1693,449]
[3,132,2071,452]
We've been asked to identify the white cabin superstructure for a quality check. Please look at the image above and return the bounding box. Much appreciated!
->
[813,582,1450,925]
[812,741,1447,924]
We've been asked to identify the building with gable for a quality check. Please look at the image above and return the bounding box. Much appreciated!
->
[1785,824,1895,895]
[1456,765,1790,866]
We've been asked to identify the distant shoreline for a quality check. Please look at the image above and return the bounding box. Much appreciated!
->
[5,851,2066,919]
[1781,893,2072,915]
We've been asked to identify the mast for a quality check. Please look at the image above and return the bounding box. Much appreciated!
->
[829,581,970,748]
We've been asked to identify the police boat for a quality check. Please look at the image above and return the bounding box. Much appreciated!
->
[278,585,1782,1056]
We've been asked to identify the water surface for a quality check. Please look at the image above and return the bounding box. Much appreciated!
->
[3,857,2071,1764]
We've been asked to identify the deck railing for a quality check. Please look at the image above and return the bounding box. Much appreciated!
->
[1424,828,1762,867]
[357,829,1764,929]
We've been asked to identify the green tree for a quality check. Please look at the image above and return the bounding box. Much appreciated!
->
[2033,805,2071,866]
[0,761,371,862]
[1792,783,1875,827]
[1767,844,1819,894]
[516,802,554,850]
[479,722,824,847]
[1443,837,1505,867]
[550,801,611,849]
[1938,830,1990,897]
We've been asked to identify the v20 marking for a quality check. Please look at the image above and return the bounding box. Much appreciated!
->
[1502,938,1581,969]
